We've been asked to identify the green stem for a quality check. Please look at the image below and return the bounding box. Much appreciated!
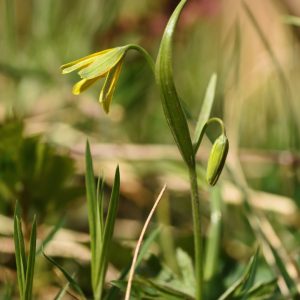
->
[204,186,222,281]
[128,44,155,74]
[189,166,203,300]
[206,117,226,135]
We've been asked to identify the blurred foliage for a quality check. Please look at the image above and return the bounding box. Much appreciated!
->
[0,118,83,221]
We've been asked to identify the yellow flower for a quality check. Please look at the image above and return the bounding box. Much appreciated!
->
[61,46,129,113]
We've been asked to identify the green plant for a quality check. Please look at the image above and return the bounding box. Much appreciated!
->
[61,1,229,299]
[0,118,83,221]
[43,142,120,300]
[5,0,295,299]
[85,141,120,299]
[13,202,36,300]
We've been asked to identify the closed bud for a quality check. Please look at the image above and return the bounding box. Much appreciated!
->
[206,134,229,186]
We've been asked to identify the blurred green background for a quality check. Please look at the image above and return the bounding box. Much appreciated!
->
[1,0,300,298]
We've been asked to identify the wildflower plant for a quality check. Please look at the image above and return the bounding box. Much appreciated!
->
[61,0,281,299]
[61,0,229,299]
[4,0,293,298]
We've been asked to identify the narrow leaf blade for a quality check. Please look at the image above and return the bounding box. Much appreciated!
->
[13,203,26,297]
[193,73,217,153]
[85,141,97,289]
[54,282,70,300]
[43,251,86,299]
[204,187,222,282]
[218,249,259,300]
[24,216,37,300]
[155,0,195,168]
[96,166,120,298]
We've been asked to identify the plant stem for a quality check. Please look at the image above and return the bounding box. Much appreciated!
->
[189,166,203,300]
[128,44,155,74]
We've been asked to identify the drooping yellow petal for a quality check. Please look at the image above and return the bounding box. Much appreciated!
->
[99,60,123,113]
[72,76,104,95]
[79,46,127,80]
[60,48,113,74]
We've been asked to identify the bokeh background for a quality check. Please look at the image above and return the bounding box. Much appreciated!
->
[1,0,300,298]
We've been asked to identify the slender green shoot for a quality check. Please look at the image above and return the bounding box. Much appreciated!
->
[43,251,86,299]
[193,73,218,153]
[85,140,120,299]
[218,249,259,300]
[13,203,37,300]
[204,187,222,282]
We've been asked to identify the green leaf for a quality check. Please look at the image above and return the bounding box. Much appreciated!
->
[239,249,259,299]
[267,243,296,295]
[176,248,195,293]
[13,202,26,298]
[140,277,195,300]
[54,282,70,300]
[204,187,222,282]
[43,251,86,299]
[105,227,161,300]
[112,277,195,300]
[193,73,217,153]
[244,279,277,299]
[218,249,259,300]
[94,175,105,292]
[155,0,195,168]
[85,140,98,291]
[136,226,161,268]
[85,142,119,299]
[96,174,105,233]
[24,216,37,300]
[96,166,120,297]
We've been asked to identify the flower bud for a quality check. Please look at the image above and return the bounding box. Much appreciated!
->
[206,134,229,186]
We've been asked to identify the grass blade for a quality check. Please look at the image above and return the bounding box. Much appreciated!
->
[94,175,105,286]
[193,73,217,153]
[54,282,70,300]
[218,249,259,300]
[240,249,259,299]
[244,279,277,299]
[155,0,195,168]
[24,216,37,300]
[267,242,296,295]
[96,174,105,234]
[96,166,120,299]
[204,186,222,282]
[43,251,86,299]
[13,203,26,298]
[85,140,98,290]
